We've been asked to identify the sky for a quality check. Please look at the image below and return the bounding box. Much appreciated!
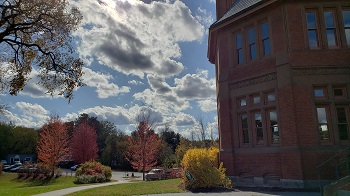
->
[1,0,218,139]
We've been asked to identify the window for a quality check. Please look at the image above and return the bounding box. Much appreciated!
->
[333,86,347,98]
[266,92,276,102]
[248,27,256,60]
[268,110,279,143]
[314,87,327,99]
[324,10,337,47]
[316,107,330,141]
[238,98,247,107]
[254,112,264,144]
[240,114,250,144]
[236,33,244,64]
[261,21,271,55]
[252,95,260,105]
[306,11,319,48]
[336,107,349,140]
[236,90,277,147]
[343,10,350,45]
[25,157,32,162]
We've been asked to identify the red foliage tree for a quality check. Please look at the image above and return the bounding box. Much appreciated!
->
[37,115,69,177]
[126,121,161,180]
[71,120,98,163]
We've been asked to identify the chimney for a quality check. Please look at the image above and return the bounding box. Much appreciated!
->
[216,0,236,19]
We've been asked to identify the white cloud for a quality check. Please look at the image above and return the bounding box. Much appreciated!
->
[82,67,130,98]
[128,80,144,85]
[71,0,204,78]
[197,99,217,112]
[196,7,214,28]
[174,73,216,100]
[2,102,49,128]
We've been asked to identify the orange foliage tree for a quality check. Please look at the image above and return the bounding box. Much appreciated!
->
[71,119,98,163]
[37,115,69,177]
[126,121,161,180]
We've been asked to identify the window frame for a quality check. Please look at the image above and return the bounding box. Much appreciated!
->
[234,31,244,65]
[259,19,271,56]
[252,111,264,145]
[237,97,247,108]
[306,9,321,49]
[265,91,276,104]
[316,106,332,142]
[247,25,257,61]
[341,8,350,47]
[238,113,251,146]
[266,109,279,144]
[323,8,339,48]
[333,86,347,99]
[250,93,261,106]
[314,86,328,100]
[335,106,350,141]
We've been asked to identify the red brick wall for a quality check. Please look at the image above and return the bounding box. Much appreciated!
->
[213,0,350,183]
[233,153,283,177]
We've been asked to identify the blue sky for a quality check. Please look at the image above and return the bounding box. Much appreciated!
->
[1,0,218,139]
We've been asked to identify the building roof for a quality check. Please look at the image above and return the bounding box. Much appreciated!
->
[212,0,264,27]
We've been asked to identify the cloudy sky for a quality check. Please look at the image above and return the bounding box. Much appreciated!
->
[1,0,218,138]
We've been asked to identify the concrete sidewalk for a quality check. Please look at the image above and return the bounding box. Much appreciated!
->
[34,182,320,196]
[33,180,131,196]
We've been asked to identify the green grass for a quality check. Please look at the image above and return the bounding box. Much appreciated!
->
[0,172,83,196]
[69,178,185,196]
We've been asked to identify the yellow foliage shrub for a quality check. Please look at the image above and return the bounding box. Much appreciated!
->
[181,147,232,190]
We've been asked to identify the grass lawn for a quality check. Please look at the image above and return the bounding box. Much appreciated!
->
[0,172,83,196]
[69,178,186,196]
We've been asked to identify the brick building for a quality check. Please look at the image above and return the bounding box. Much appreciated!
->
[208,0,350,188]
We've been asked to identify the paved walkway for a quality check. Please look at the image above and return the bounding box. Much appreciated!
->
[34,180,131,196]
[34,182,320,196]
[33,171,320,196]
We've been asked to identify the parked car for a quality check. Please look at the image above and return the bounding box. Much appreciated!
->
[10,165,24,172]
[3,162,22,172]
[1,160,7,165]
[145,169,165,180]
[70,164,81,171]
[56,160,75,169]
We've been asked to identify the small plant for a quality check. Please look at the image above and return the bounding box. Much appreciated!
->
[74,161,112,184]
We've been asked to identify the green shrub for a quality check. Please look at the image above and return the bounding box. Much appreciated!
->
[74,174,107,184]
[181,147,232,190]
[0,163,2,175]
[74,161,112,184]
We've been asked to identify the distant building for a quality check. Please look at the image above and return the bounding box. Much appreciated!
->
[208,0,350,188]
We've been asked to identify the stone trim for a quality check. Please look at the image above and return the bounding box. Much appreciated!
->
[292,67,350,76]
[229,72,277,90]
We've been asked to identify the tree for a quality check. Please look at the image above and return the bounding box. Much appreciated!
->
[0,0,83,100]
[126,121,161,180]
[101,130,130,169]
[71,119,98,163]
[0,122,15,159]
[175,137,192,164]
[74,114,115,162]
[37,115,69,178]
[159,124,180,152]
[12,126,39,154]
